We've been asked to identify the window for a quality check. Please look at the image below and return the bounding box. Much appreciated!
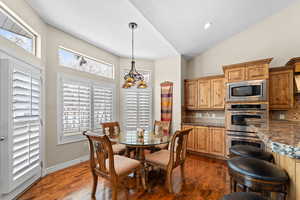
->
[58,74,115,144]
[121,70,152,131]
[58,47,114,79]
[0,7,36,54]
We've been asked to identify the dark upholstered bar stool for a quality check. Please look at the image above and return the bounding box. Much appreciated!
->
[221,192,267,200]
[227,157,289,199]
[229,145,274,162]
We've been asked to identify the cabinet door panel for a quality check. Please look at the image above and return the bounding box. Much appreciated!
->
[246,64,268,80]
[185,80,197,109]
[198,80,211,108]
[225,67,245,83]
[211,78,225,109]
[194,127,209,153]
[209,128,225,156]
[269,70,293,110]
[183,126,194,151]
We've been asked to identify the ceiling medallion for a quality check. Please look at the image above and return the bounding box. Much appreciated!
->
[122,22,147,89]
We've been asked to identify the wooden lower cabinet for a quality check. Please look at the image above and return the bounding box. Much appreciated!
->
[209,127,225,156]
[194,126,210,153]
[183,125,225,158]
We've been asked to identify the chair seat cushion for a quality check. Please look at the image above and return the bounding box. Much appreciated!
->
[155,143,168,149]
[221,192,267,200]
[145,149,170,167]
[106,155,140,176]
[230,145,273,162]
[227,157,289,182]
[112,144,126,154]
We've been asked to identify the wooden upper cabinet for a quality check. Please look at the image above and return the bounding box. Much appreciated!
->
[269,67,294,110]
[246,64,269,80]
[194,126,210,153]
[211,78,225,109]
[224,66,245,83]
[197,79,211,108]
[223,58,273,82]
[209,127,225,157]
[184,80,197,109]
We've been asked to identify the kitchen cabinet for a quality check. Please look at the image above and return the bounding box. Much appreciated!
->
[184,75,224,110]
[246,64,269,80]
[224,66,245,83]
[223,58,272,83]
[182,125,225,158]
[209,127,225,156]
[194,126,210,153]
[184,80,198,110]
[269,67,294,110]
[211,77,225,109]
[197,79,211,109]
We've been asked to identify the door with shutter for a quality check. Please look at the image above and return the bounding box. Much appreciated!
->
[0,59,42,198]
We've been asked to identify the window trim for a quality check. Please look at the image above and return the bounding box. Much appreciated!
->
[0,4,38,55]
[58,46,115,79]
[57,73,116,144]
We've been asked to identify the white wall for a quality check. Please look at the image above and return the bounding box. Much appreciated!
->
[154,56,182,132]
[45,26,120,168]
[187,0,300,78]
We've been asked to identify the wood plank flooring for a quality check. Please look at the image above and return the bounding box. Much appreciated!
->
[18,154,230,200]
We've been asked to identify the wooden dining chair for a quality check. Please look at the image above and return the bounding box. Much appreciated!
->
[145,128,192,193]
[150,120,171,152]
[83,131,143,200]
[101,122,126,155]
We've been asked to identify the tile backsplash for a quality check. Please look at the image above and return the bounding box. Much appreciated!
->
[182,109,225,123]
[270,95,300,121]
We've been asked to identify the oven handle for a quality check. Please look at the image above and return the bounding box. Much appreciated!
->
[228,111,267,115]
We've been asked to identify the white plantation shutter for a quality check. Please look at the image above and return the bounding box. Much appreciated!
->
[59,78,91,142]
[58,75,115,143]
[123,89,152,131]
[0,59,42,193]
[93,85,114,131]
[138,90,152,130]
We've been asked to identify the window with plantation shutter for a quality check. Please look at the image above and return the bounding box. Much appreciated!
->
[0,59,42,194]
[57,74,115,143]
[122,88,152,131]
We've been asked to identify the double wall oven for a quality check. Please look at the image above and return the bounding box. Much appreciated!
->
[225,80,268,156]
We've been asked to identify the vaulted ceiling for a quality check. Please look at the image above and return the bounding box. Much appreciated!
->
[26,0,296,59]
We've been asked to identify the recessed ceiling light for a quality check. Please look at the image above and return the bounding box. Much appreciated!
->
[204,22,212,30]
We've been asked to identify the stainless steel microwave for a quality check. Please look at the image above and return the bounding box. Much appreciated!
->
[226,80,267,102]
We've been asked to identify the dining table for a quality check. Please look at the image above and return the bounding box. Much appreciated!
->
[110,130,172,190]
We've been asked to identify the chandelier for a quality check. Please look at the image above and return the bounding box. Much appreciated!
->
[122,22,147,89]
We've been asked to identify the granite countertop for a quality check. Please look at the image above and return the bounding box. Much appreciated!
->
[182,121,225,128]
[247,119,300,159]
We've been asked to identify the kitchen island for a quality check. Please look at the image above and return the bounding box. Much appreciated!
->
[248,120,300,200]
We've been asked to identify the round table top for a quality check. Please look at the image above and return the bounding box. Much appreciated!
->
[112,131,171,147]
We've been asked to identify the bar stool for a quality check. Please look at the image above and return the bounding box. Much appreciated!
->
[227,157,289,199]
[230,145,274,162]
[221,192,267,200]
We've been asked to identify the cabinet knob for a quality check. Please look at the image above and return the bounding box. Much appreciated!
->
[0,136,5,141]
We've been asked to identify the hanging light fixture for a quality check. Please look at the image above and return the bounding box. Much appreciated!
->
[122,22,147,89]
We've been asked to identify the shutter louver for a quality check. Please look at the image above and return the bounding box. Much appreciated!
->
[93,85,113,131]
[138,90,152,130]
[62,81,91,135]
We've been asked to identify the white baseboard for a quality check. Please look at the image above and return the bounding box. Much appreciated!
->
[43,155,89,176]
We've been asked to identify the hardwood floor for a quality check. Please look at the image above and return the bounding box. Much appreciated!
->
[19,154,230,200]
